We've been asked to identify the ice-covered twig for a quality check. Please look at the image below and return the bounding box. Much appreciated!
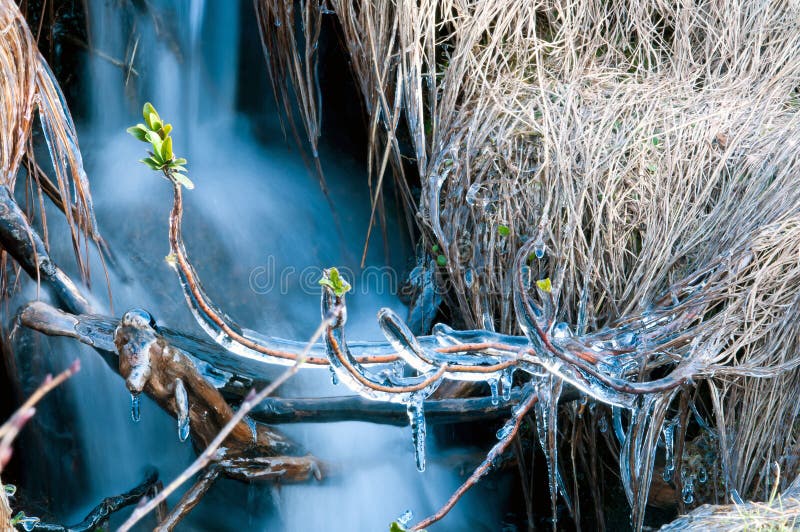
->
[28,470,158,532]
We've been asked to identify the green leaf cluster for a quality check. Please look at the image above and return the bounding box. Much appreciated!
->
[319,267,352,297]
[127,102,194,189]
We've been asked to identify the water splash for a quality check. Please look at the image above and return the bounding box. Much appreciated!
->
[130,393,141,423]
[396,510,413,528]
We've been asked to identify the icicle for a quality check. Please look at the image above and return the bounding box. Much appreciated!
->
[130,393,141,423]
[662,421,676,482]
[681,470,695,504]
[500,368,514,401]
[407,401,427,472]
[482,310,495,331]
[697,466,708,483]
[598,416,608,433]
[613,407,626,444]
[535,376,569,529]
[488,378,500,406]
[329,365,339,385]
[175,378,190,442]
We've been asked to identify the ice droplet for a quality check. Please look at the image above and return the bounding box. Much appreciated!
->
[465,182,481,206]
[329,365,339,385]
[130,393,141,423]
[396,510,413,527]
[179,418,190,442]
[4,484,16,497]
[552,322,572,340]
[500,369,514,401]
[496,422,513,440]
[407,401,427,472]
[598,416,608,433]
[697,466,708,483]
[488,379,500,406]
[464,269,475,288]
[533,238,547,259]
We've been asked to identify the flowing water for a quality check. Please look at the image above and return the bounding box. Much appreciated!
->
[10,1,508,529]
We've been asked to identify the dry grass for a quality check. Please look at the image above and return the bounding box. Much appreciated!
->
[258,0,800,527]
[0,0,100,288]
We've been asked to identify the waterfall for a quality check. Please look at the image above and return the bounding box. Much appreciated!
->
[10,1,506,529]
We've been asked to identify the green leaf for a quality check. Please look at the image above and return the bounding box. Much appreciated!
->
[148,113,162,132]
[143,102,160,129]
[319,267,352,297]
[389,523,406,532]
[145,130,162,148]
[168,164,187,173]
[172,157,188,166]
[139,157,162,170]
[160,136,173,162]
[431,244,440,253]
[126,124,149,141]
[436,254,447,266]
[172,172,195,190]
[652,137,660,146]
[160,123,173,137]
[498,224,511,237]
[536,277,552,293]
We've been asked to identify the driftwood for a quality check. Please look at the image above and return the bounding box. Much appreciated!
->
[113,308,322,483]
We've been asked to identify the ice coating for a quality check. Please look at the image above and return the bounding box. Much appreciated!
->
[130,393,141,423]
[175,378,190,442]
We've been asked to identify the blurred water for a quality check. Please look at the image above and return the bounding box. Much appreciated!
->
[9,1,507,530]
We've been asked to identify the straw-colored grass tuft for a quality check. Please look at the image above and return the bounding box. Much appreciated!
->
[1,0,100,288]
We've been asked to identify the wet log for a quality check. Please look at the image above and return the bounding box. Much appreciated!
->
[18,301,580,426]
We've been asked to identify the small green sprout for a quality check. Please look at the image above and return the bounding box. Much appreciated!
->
[319,267,351,297]
[536,277,552,293]
[652,136,660,146]
[498,224,511,237]
[127,102,194,189]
